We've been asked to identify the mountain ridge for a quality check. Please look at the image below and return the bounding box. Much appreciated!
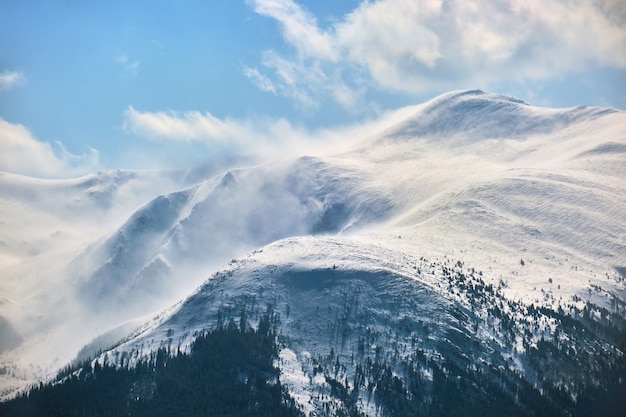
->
[382,89,620,142]
[0,90,625,413]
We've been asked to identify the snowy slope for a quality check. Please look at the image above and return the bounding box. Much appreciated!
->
[1,90,625,407]
[93,234,626,415]
[344,90,626,304]
[77,91,626,415]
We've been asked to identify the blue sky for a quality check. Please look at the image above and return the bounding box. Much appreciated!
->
[1,0,625,177]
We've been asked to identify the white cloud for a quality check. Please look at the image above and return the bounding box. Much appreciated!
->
[123,103,420,159]
[123,105,310,158]
[259,50,323,107]
[116,54,140,76]
[0,118,99,178]
[0,70,27,92]
[243,66,277,94]
[246,0,626,106]
[248,0,337,60]
[123,106,252,142]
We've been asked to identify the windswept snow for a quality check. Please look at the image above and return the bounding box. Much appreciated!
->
[1,90,625,404]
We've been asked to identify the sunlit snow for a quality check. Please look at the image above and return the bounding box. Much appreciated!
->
[1,90,624,406]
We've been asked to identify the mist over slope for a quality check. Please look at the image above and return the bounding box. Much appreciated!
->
[71,155,392,320]
[0,90,625,412]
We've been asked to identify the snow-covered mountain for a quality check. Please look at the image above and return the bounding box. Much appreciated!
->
[1,90,625,414]
[70,155,392,319]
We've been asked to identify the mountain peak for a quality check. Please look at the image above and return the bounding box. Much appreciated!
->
[428,89,528,108]
[384,89,616,142]
[218,171,239,188]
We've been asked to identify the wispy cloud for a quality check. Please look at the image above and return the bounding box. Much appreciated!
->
[248,0,337,60]
[0,70,27,92]
[0,118,99,178]
[246,0,626,107]
[123,103,420,159]
[243,66,277,94]
[123,106,251,143]
[116,54,140,76]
